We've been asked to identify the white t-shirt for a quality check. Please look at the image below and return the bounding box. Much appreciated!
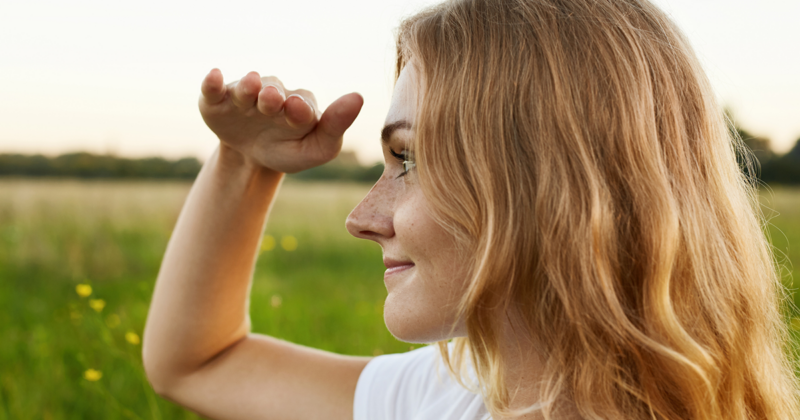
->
[353,343,492,420]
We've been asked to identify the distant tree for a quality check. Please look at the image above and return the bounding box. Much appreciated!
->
[787,138,800,161]
[760,138,800,185]
[287,150,382,183]
[723,108,797,185]
[0,152,202,179]
[0,150,382,183]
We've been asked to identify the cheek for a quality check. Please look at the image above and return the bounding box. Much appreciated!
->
[392,190,445,262]
[395,194,466,281]
[383,194,470,342]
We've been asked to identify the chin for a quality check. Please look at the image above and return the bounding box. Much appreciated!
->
[383,296,464,344]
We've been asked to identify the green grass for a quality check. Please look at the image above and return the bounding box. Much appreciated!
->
[0,179,799,419]
[0,179,407,419]
[761,186,800,303]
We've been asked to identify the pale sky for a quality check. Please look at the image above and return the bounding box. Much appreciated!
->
[1,0,798,165]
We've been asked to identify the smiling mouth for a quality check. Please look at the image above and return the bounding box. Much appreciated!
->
[384,263,414,276]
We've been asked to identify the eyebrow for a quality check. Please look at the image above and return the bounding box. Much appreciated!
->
[380,120,413,144]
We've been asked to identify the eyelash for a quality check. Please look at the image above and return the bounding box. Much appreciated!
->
[390,148,416,179]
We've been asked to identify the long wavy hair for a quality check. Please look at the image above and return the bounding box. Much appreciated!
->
[395,0,800,418]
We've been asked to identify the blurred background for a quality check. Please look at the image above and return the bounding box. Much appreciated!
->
[1,0,799,418]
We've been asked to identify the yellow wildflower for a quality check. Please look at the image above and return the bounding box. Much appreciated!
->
[125,331,141,345]
[261,235,276,252]
[270,294,282,308]
[76,284,92,297]
[105,314,121,328]
[89,299,106,312]
[281,235,298,251]
[84,369,102,381]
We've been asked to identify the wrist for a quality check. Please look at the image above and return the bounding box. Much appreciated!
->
[217,143,281,176]
[215,143,284,184]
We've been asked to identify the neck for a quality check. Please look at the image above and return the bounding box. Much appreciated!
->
[490,308,581,420]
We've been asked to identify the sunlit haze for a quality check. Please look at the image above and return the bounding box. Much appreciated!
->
[1,0,798,165]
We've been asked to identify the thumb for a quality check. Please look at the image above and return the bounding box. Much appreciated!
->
[314,93,364,143]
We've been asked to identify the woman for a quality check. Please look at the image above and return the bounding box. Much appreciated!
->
[142,0,800,418]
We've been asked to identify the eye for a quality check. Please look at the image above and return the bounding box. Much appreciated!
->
[390,148,415,179]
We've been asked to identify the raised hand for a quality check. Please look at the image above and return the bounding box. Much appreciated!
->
[199,68,364,173]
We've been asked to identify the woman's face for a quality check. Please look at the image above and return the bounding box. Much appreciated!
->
[345,63,469,343]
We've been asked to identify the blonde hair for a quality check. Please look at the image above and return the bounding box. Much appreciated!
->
[395,0,800,418]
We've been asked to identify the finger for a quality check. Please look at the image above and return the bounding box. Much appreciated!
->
[257,85,285,116]
[313,92,364,143]
[201,68,226,105]
[259,75,286,93]
[291,89,318,115]
[284,93,317,129]
[230,71,261,110]
[256,76,286,116]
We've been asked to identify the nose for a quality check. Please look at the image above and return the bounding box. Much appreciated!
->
[345,180,395,241]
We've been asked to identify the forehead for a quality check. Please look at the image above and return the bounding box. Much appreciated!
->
[384,63,420,127]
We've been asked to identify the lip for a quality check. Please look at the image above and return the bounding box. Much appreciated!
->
[384,264,414,276]
[383,258,414,276]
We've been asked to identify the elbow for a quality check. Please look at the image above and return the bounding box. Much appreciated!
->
[142,353,167,396]
[143,367,168,397]
[142,338,179,397]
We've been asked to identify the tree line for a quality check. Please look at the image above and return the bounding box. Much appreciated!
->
[0,150,384,183]
[1,124,799,185]
[733,127,800,187]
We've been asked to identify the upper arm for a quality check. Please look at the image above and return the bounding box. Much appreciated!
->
[152,333,372,420]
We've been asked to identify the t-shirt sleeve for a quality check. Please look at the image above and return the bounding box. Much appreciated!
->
[353,345,442,420]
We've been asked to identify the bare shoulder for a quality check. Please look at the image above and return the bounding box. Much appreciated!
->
[154,333,372,420]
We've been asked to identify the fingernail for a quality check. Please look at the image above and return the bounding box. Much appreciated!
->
[287,94,313,113]
[264,84,285,100]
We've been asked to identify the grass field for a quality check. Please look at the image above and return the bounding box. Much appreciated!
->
[0,179,799,419]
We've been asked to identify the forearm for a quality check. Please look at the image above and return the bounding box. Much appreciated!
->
[142,145,284,385]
